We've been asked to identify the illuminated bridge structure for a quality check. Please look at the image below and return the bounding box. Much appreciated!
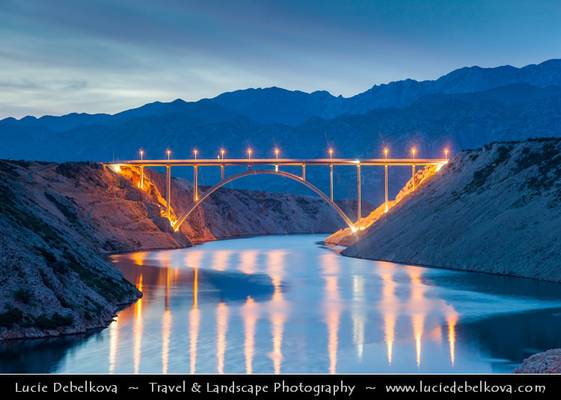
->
[111,156,447,232]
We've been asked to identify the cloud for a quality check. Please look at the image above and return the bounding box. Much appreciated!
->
[1,0,560,118]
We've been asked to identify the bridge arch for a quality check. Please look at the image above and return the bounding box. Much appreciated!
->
[173,169,354,232]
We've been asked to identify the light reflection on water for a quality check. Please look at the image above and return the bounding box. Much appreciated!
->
[2,235,561,373]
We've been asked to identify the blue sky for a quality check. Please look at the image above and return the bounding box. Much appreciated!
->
[1,0,560,118]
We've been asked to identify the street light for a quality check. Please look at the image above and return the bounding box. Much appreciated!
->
[220,148,225,160]
[166,149,171,160]
[139,148,144,160]
[383,147,389,158]
[410,146,417,158]
[274,147,280,159]
[247,147,253,160]
[444,148,450,159]
[328,148,334,159]
[193,148,199,160]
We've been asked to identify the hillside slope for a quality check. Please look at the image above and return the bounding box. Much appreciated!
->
[0,161,141,339]
[343,139,561,282]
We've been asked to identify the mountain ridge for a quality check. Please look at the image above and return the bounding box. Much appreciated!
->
[3,59,561,127]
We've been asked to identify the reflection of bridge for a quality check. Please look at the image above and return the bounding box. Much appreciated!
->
[111,157,447,231]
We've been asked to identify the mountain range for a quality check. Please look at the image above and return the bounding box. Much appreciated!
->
[2,59,561,202]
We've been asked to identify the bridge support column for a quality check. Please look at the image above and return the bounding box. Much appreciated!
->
[166,166,171,221]
[384,164,389,212]
[357,163,362,221]
[193,165,199,202]
[329,164,334,201]
[302,164,306,181]
[140,166,144,190]
[220,164,224,180]
[411,164,416,190]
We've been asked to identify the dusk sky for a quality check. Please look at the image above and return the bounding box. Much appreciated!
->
[1,0,561,118]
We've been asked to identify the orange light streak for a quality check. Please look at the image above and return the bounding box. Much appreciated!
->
[239,250,258,275]
[133,274,144,373]
[267,250,288,374]
[189,268,200,373]
[321,252,341,374]
[241,296,259,374]
[216,302,229,374]
[447,313,458,367]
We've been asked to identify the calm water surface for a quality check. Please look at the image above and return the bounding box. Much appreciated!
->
[2,235,561,373]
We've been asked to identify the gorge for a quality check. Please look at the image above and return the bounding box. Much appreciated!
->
[1,136,561,372]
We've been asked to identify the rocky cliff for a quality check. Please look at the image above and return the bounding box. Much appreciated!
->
[0,161,141,339]
[0,161,345,339]
[516,349,561,373]
[342,138,561,282]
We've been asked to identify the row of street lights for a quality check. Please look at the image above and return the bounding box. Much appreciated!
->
[138,146,450,160]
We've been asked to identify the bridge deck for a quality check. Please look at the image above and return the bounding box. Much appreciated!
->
[115,158,447,167]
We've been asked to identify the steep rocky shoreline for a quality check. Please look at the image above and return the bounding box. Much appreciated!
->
[516,349,561,373]
[342,138,561,283]
[0,160,346,339]
[333,138,561,373]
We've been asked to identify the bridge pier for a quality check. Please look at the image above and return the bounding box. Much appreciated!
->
[140,166,144,190]
[357,163,362,221]
[193,165,199,202]
[384,164,389,212]
[166,166,171,221]
[329,164,334,201]
[302,164,306,180]
[411,164,416,190]
[220,164,224,180]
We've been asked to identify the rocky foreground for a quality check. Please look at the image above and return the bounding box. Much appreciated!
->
[0,161,345,339]
[342,138,561,283]
[515,349,561,373]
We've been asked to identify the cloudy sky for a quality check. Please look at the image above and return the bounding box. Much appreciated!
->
[1,0,560,118]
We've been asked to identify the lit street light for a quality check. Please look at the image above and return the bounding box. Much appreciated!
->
[220,148,225,160]
[328,148,334,159]
[383,147,389,158]
[193,148,199,159]
[247,148,253,160]
[139,148,144,160]
[166,149,171,160]
[444,148,450,159]
[410,146,417,158]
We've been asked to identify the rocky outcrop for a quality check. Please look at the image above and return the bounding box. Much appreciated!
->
[342,138,561,282]
[516,349,561,373]
[0,160,345,339]
[0,161,141,340]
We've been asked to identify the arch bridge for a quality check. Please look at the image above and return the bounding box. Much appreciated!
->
[110,156,447,232]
